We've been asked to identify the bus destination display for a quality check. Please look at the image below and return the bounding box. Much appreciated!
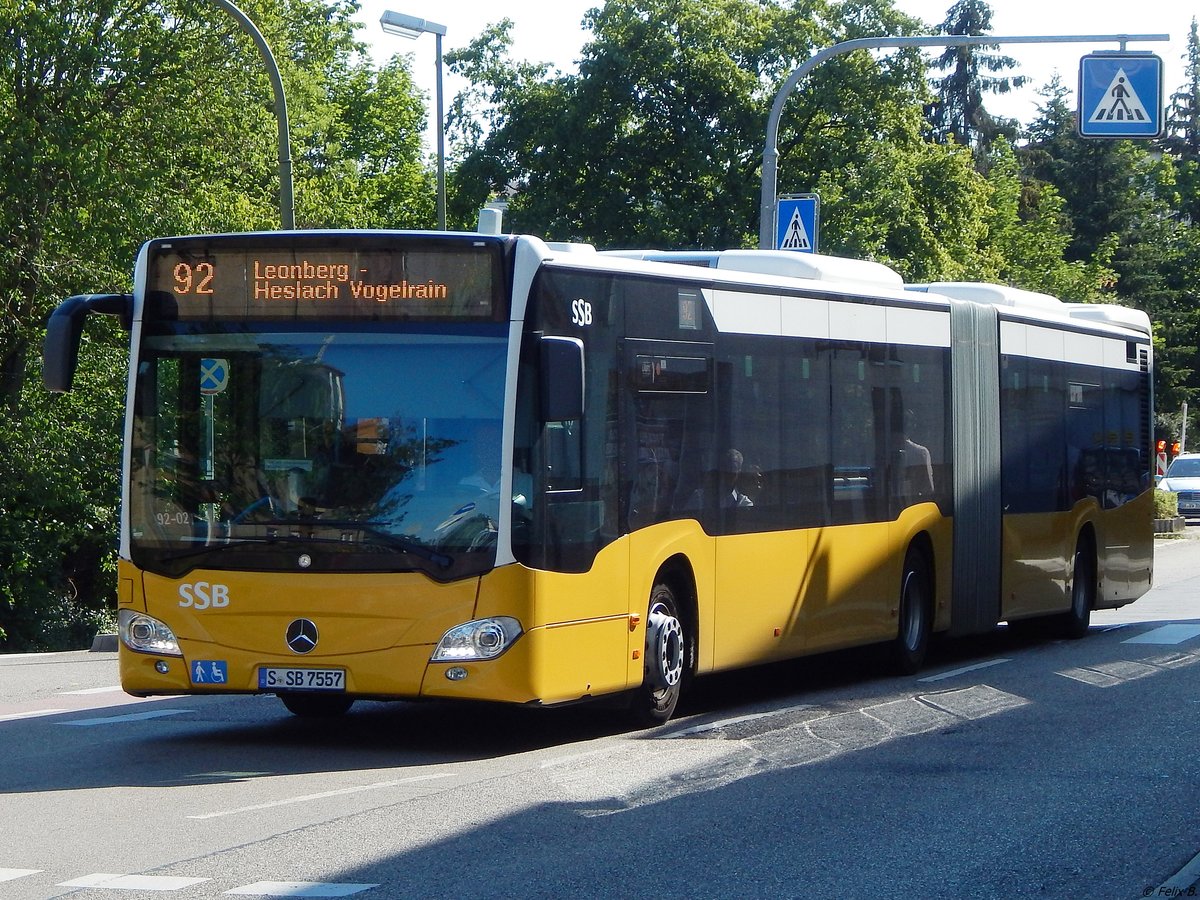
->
[149,242,500,320]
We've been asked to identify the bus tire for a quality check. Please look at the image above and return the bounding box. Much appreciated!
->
[890,547,932,675]
[279,693,355,718]
[629,581,692,727]
[1057,537,1095,640]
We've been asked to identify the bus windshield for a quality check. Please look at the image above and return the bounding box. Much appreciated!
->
[130,324,508,579]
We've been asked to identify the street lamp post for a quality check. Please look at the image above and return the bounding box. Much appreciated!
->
[208,0,294,230]
[381,10,448,231]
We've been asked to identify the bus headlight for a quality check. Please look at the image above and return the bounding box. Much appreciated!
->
[431,617,522,662]
[118,609,183,657]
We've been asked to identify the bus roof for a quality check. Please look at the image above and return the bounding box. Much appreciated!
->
[601,249,904,288]
[907,282,1062,311]
[910,281,1151,337]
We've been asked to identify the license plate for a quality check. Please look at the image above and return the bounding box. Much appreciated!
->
[258,667,345,691]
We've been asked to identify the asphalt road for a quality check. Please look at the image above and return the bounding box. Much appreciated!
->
[2,536,1200,900]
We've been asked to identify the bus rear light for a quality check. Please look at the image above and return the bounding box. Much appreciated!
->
[118,609,182,657]
[431,617,522,662]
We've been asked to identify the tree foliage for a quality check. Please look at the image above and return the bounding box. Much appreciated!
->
[929,0,1026,157]
[0,0,431,649]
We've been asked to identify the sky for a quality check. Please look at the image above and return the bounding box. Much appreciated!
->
[352,0,1196,149]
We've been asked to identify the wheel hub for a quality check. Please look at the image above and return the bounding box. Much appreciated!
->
[646,603,684,691]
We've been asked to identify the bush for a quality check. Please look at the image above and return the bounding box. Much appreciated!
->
[0,328,125,651]
[1155,489,1179,519]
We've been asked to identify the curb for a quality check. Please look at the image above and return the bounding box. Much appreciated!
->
[89,633,118,653]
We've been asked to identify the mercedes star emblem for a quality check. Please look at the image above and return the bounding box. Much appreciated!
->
[286,618,319,654]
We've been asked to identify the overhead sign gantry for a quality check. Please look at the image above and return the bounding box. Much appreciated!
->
[758,33,1171,250]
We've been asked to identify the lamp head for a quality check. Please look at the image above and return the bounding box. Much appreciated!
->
[380,10,447,39]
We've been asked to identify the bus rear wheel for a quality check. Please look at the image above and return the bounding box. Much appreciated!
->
[279,693,354,718]
[889,547,932,675]
[629,581,692,727]
[1056,538,1095,639]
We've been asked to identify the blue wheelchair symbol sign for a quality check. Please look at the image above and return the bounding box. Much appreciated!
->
[191,660,228,684]
[775,195,820,253]
[200,358,229,395]
[1078,54,1162,138]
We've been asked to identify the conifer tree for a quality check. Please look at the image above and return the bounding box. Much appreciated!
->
[929,0,1026,161]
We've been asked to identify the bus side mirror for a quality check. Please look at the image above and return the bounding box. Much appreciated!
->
[43,293,133,392]
[539,335,585,422]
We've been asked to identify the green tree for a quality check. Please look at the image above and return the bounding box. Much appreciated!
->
[1164,18,1200,162]
[982,139,1116,302]
[1162,18,1200,225]
[0,0,432,649]
[928,0,1026,159]
[449,0,802,247]
[448,0,1008,282]
[1023,78,1154,263]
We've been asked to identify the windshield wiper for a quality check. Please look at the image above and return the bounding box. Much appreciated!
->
[158,533,306,565]
[301,519,452,568]
[158,525,451,570]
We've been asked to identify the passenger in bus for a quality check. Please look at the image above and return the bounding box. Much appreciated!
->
[896,410,934,502]
[687,448,754,510]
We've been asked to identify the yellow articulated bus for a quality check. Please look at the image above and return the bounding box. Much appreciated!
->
[44,231,1154,723]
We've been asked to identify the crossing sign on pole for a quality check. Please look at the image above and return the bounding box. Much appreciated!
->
[200,358,229,395]
[775,194,820,253]
[1078,52,1163,139]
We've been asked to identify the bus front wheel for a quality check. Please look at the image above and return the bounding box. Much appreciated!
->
[630,581,692,726]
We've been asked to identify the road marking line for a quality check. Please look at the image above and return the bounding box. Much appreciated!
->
[60,709,194,727]
[919,684,1029,719]
[918,658,1011,683]
[1058,667,1122,687]
[0,709,69,722]
[58,873,209,890]
[1122,624,1200,645]
[187,773,452,820]
[58,685,125,696]
[225,882,380,897]
[540,746,624,769]
[668,706,812,737]
[0,869,42,883]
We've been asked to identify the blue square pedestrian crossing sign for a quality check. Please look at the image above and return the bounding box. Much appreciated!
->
[775,195,820,253]
[1078,53,1162,139]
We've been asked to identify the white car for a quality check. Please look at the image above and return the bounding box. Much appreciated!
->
[1159,453,1200,518]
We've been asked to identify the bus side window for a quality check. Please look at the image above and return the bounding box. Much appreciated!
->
[830,345,882,525]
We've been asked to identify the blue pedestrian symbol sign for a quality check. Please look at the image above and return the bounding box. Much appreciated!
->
[199,358,229,395]
[775,195,820,253]
[1078,53,1162,139]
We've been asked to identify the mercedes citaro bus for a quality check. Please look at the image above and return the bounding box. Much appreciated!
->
[44,231,1153,722]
